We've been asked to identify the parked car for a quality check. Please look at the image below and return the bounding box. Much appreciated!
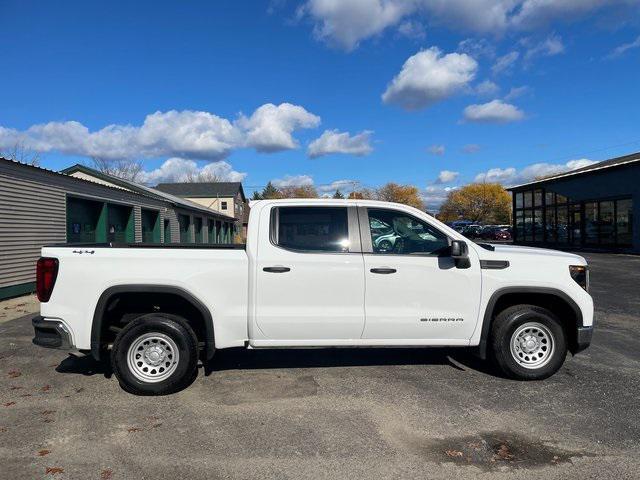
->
[480,225,512,241]
[33,199,593,395]
[461,224,483,238]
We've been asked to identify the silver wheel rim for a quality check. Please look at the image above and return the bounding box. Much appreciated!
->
[127,332,180,383]
[509,322,554,369]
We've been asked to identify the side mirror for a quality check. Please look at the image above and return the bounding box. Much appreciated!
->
[451,240,471,269]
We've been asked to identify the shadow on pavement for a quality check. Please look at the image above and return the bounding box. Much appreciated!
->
[55,353,113,378]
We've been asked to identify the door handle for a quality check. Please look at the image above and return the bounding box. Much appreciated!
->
[263,266,291,273]
[370,267,397,274]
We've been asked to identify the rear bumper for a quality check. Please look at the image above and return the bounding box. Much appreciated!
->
[32,316,74,350]
[574,325,593,354]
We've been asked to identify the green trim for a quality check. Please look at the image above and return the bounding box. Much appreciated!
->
[0,282,36,301]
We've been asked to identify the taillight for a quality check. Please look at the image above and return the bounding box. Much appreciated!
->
[36,257,59,302]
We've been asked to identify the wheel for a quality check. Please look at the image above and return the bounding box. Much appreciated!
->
[111,314,198,395]
[378,240,393,252]
[489,305,567,380]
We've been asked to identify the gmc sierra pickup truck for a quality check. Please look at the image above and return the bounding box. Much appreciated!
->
[32,199,594,395]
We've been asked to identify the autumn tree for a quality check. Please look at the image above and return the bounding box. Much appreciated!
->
[375,183,424,210]
[438,183,511,224]
[278,185,318,198]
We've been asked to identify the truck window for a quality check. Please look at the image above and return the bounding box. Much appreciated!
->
[368,208,449,255]
[275,207,350,252]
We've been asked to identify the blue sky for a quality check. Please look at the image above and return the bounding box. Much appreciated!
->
[1,0,639,209]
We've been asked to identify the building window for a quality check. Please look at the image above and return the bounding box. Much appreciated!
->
[515,192,523,209]
[600,201,615,245]
[584,202,598,245]
[534,190,543,207]
[221,201,228,210]
[616,199,633,246]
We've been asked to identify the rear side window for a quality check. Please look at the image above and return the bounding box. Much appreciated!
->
[275,207,349,252]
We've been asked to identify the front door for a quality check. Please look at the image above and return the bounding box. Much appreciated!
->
[361,207,481,342]
[570,206,582,246]
[254,205,365,341]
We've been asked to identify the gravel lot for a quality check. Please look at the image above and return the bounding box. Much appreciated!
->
[1,252,639,479]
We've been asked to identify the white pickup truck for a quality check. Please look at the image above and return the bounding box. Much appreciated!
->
[32,199,594,395]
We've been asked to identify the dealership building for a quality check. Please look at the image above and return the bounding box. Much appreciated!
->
[0,158,238,300]
[508,151,639,253]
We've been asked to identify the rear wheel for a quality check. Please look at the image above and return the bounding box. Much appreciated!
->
[490,305,567,380]
[111,314,198,395]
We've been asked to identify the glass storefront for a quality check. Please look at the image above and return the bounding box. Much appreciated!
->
[513,189,633,248]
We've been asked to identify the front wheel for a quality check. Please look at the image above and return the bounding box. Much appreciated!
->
[490,305,567,380]
[111,314,198,395]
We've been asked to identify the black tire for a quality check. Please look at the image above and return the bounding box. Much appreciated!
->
[489,305,567,380]
[111,314,198,395]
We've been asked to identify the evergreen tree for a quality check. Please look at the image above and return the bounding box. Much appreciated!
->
[261,181,281,199]
[332,189,344,199]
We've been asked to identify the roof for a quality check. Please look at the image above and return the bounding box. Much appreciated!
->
[60,164,237,220]
[507,151,640,190]
[154,182,246,201]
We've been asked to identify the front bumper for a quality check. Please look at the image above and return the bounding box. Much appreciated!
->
[574,325,593,354]
[32,316,74,350]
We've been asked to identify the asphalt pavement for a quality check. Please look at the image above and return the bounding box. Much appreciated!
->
[1,252,639,479]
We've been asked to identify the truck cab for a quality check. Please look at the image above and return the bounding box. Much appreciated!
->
[33,199,594,395]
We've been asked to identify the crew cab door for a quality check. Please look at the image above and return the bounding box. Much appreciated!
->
[253,205,365,342]
[360,207,481,343]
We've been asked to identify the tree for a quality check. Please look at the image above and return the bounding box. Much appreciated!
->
[260,182,282,199]
[1,142,41,166]
[438,183,511,224]
[183,170,221,183]
[251,190,263,200]
[91,157,143,182]
[278,185,318,198]
[332,189,344,199]
[348,188,376,200]
[376,183,424,210]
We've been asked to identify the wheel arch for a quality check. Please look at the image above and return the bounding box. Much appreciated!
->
[477,286,584,359]
[91,285,215,362]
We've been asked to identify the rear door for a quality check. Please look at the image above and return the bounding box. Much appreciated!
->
[360,207,481,343]
[254,205,365,342]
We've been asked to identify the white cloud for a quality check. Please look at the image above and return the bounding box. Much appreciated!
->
[522,33,565,62]
[462,143,481,153]
[476,79,500,96]
[300,0,412,51]
[504,85,530,101]
[236,103,321,153]
[308,129,373,158]
[427,144,445,155]
[300,0,639,51]
[458,38,497,59]
[608,35,640,58]
[317,179,360,194]
[474,158,597,184]
[435,170,459,184]
[397,20,426,39]
[0,103,321,161]
[510,0,628,30]
[492,51,520,75]
[382,47,478,110]
[271,174,315,188]
[422,184,458,210]
[139,157,247,185]
[463,99,525,123]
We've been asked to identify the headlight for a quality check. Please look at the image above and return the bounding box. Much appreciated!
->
[569,265,589,292]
